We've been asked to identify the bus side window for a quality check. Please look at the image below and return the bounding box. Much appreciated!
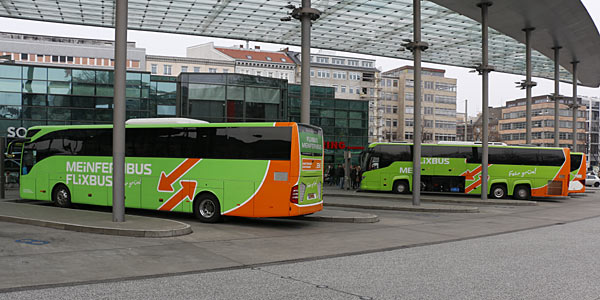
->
[370,157,380,170]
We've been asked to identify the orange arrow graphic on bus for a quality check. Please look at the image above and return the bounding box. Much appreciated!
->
[158,158,201,192]
[159,181,197,211]
[462,165,482,180]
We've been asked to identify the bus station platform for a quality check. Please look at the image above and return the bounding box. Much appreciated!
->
[324,187,538,207]
[0,189,380,236]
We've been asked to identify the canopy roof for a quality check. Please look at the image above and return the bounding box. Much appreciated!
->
[2,0,599,87]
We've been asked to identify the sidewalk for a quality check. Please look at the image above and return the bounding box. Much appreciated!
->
[0,201,192,237]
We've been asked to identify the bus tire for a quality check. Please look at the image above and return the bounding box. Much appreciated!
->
[513,185,531,200]
[193,193,222,223]
[490,184,507,199]
[393,180,409,194]
[52,184,72,208]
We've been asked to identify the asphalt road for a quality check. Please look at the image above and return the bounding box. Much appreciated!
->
[3,197,600,299]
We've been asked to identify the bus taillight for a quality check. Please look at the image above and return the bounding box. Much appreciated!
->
[290,185,299,204]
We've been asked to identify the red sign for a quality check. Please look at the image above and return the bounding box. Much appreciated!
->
[324,141,364,150]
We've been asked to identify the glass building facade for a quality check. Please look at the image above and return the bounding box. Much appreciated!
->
[178,73,287,123]
[0,65,368,166]
[0,64,152,135]
[288,84,368,165]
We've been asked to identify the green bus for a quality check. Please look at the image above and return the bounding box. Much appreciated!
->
[359,142,571,200]
[16,119,324,222]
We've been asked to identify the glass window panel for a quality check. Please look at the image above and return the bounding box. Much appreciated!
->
[0,105,22,119]
[48,95,71,107]
[22,106,47,120]
[348,111,363,119]
[48,68,72,81]
[157,105,176,116]
[245,87,280,104]
[157,82,176,94]
[126,87,141,98]
[126,99,140,110]
[126,72,141,85]
[227,86,244,100]
[22,80,47,94]
[48,107,71,120]
[48,81,71,95]
[72,83,95,96]
[71,96,95,108]
[188,83,225,101]
[0,78,21,92]
[335,100,349,109]
[22,66,47,80]
[95,109,113,121]
[349,119,363,128]
[72,70,96,83]
[335,111,348,118]
[22,94,46,106]
[96,71,113,84]
[0,65,21,79]
[320,110,334,118]
[96,85,113,97]
[71,109,94,121]
[265,103,278,120]
[0,92,22,105]
[141,87,150,99]
[335,119,347,127]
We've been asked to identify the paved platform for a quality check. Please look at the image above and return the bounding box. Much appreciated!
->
[0,188,379,235]
[325,188,538,206]
[0,201,193,238]
[324,195,479,213]
[298,209,379,223]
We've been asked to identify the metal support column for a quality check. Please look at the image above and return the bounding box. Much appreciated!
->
[553,46,561,147]
[478,1,493,201]
[0,137,4,199]
[524,27,535,144]
[290,1,320,124]
[112,0,128,222]
[572,61,579,151]
[403,0,428,206]
[465,99,468,141]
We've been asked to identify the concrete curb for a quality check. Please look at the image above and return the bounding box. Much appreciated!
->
[0,214,192,238]
[324,202,479,213]
[325,192,538,206]
[298,213,379,223]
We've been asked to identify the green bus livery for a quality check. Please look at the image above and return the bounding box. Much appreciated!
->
[360,143,570,200]
[17,120,324,222]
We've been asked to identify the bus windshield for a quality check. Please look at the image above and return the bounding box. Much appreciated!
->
[298,124,323,157]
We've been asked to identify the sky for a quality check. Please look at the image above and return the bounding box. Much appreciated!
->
[0,0,599,117]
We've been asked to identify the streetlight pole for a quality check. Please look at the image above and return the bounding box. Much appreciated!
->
[572,61,579,152]
[552,46,561,147]
[465,99,468,141]
[478,1,493,201]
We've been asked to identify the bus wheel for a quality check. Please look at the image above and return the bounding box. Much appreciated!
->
[52,184,72,208]
[193,194,222,223]
[393,180,409,194]
[490,184,507,199]
[513,185,531,200]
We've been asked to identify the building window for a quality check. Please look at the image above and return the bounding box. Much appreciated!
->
[151,64,157,74]
[281,58,287,62]
[424,81,434,89]
[21,53,28,60]
[349,72,360,81]
[52,55,59,62]
[348,60,359,66]
[246,55,252,59]
[332,58,345,65]
[424,94,434,102]
[164,65,172,75]
[393,80,398,87]
[349,87,354,94]
[435,82,457,92]
[310,70,315,77]
[194,67,200,72]
[316,57,329,63]
[333,85,338,92]
[362,61,374,68]
[209,68,217,73]
[317,70,330,78]
[256,71,262,76]
[181,66,188,73]
[67,56,74,62]
[223,69,229,73]
[341,85,346,93]
[424,107,433,115]
[266,56,272,61]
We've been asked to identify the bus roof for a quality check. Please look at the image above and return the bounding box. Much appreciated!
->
[367,142,566,151]
[25,121,297,141]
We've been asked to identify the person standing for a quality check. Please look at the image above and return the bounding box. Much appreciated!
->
[336,164,344,189]
[350,166,357,190]
[355,166,362,189]
[327,165,335,186]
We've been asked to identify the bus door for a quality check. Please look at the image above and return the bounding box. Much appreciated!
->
[20,143,37,199]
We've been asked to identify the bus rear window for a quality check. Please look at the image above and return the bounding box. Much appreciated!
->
[299,125,323,157]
